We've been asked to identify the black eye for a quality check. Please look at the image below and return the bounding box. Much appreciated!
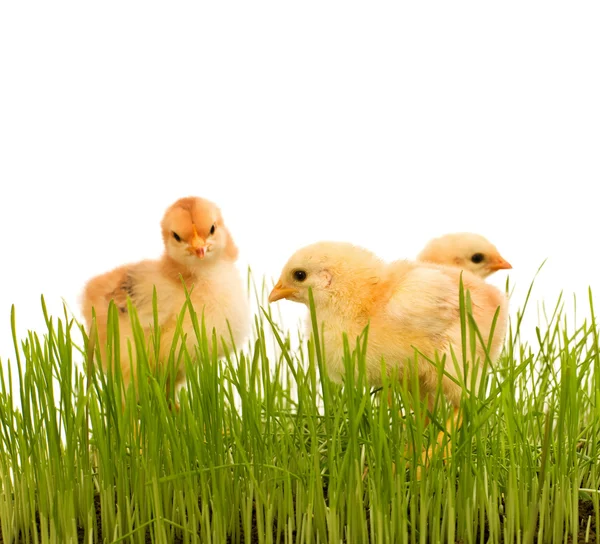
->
[172,232,181,242]
[293,270,307,282]
[210,224,216,235]
[471,253,484,264]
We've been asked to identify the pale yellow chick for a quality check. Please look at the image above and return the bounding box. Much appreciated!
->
[268,241,508,407]
[81,196,250,394]
[417,232,512,279]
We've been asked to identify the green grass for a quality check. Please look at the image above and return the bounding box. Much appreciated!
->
[0,273,599,543]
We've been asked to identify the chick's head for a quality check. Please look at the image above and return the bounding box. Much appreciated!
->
[418,232,511,278]
[160,197,238,265]
[268,241,383,307]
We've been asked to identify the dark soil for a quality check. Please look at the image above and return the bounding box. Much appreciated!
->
[0,497,596,543]
[568,500,597,544]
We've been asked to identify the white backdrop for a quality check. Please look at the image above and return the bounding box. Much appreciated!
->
[1,3,599,364]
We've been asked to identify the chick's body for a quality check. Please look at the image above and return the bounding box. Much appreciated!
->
[270,242,507,405]
[82,197,250,389]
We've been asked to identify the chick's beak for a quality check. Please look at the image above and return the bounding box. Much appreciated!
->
[187,225,207,258]
[489,256,512,271]
[268,280,298,303]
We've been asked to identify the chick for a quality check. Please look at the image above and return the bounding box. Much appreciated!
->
[417,232,512,279]
[269,242,508,464]
[81,196,250,397]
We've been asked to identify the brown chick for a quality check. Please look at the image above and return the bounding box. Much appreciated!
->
[269,242,508,465]
[417,232,512,279]
[81,196,250,397]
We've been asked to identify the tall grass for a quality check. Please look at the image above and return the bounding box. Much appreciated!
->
[0,275,598,543]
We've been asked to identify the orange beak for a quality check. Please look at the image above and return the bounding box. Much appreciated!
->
[187,225,207,258]
[268,280,298,303]
[489,255,512,272]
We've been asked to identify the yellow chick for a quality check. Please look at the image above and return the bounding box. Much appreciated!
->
[268,240,507,415]
[81,196,250,394]
[417,232,512,279]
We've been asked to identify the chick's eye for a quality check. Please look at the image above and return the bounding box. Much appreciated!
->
[293,270,307,282]
[471,253,484,264]
[172,232,181,242]
[210,224,216,235]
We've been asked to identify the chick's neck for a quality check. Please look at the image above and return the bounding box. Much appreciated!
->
[160,254,216,287]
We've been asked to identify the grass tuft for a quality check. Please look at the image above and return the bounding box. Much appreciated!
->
[0,272,598,543]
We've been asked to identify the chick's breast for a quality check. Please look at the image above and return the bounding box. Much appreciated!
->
[176,262,250,357]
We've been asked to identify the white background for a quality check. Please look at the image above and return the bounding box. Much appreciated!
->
[1,3,599,365]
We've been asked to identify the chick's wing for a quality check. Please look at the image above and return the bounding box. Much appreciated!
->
[382,264,460,341]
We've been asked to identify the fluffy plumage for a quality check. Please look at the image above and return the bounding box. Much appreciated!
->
[417,232,511,279]
[268,241,508,406]
[81,196,250,393]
